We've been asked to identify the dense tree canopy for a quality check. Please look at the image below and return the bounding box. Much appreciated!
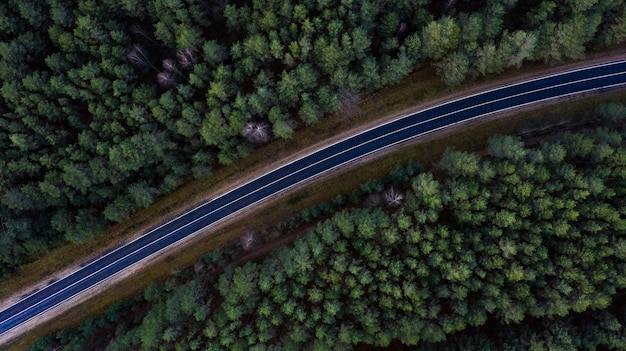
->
[1,0,625,278]
[31,104,626,350]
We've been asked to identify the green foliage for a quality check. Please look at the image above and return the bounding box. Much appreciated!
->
[34,122,626,350]
[436,51,469,86]
[419,307,626,351]
[421,16,460,60]
[1,0,624,281]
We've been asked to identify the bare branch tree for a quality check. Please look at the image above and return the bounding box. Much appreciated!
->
[240,230,259,251]
[157,71,177,87]
[384,187,404,207]
[194,261,205,273]
[444,0,457,11]
[127,44,157,71]
[242,121,271,144]
[176,47,197,70]
[162,58,184,76]
[162,58,190,83]
[130,24,162,48]
[397,22,407,35]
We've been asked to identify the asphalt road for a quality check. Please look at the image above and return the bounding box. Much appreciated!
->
[1,59,626,338]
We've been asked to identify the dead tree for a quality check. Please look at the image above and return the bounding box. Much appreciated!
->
[157,71,177,87]
[384,187,404,207]
[240,230,259,251]
[162,58,190,84]
[397,22,407,35]
[127,44,158,71]
[130,24,162,49]
[176,47,197,70]
[242,121,271,144]
[162,58,185,76]
[444,0,457,11]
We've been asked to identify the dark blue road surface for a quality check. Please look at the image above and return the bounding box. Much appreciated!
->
[1,60,626,338]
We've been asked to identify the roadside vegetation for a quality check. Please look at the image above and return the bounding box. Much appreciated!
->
[2,0,626,279]
[10,88,626,350]
[29,102,626,350]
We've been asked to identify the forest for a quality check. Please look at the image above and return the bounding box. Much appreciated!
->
[1,0,625,278]
[30,103,626,350]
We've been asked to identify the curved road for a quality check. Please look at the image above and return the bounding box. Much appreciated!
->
[2,60,626,338]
